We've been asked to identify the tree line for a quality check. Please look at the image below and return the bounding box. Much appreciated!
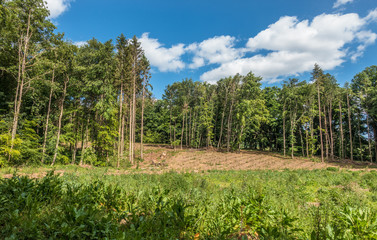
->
[146,64,377,163]
[0,0,150,167]
[1,0,376,167]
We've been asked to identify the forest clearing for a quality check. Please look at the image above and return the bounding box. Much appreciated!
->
[1,144,376,179]
[2,0,377,239]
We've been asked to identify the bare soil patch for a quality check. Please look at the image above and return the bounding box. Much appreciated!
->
[136,145,377,173]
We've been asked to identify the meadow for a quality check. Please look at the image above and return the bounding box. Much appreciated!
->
[1,166,377,239]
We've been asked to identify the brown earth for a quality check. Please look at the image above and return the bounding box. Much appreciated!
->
[2,144,376,178]
[134,144,377,173]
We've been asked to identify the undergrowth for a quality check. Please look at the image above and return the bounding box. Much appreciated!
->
[0,169,377,239]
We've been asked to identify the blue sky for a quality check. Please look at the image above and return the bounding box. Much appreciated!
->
[46,0,377,98]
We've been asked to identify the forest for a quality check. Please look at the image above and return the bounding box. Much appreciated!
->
[1,0,377,168]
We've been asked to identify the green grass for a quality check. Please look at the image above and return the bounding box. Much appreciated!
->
[1,168,377,239]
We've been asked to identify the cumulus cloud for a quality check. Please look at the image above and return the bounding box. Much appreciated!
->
[201,12,376,83]
[333,0,353,8]
[44,0,73,18]
[186,36,244,68]
[139,33,186,72]
[140,10,377,83]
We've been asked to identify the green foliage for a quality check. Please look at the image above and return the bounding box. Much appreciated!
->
[1,169,377,239]
[0,133,22,167]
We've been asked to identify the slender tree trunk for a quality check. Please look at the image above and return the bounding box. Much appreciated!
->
[117,82,123,168]
[132,74,136,161]
[186,108,188,147]
[52,76,69,166]
[140,77,145,159]
[71,110,79,164]
[305,124,309,158]
[9,38,22,136]
[191,110,196,147]
[324,104,329,160]
[180,110,185,150]
[317,83,324,162]
[227,87,235,152]
[10,10,31,158]
[357,114,363,161]
[169,103,172,147]
[290,112,295,159]
[310,115,314,158]
[121,105,125,162]
[299,126,304,157]
[173,121,176,151]
[283,104,286,157]
[129,95,133,164]
[346,92,353,161]
[339,101,344,160]
[329,100,334,160]
[218,86,228,148]
[41,68,55,163]
[80,117,90,166]
[367,113,373,162]
[189,109,192,147]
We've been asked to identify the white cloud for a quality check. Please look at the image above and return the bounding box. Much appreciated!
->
[365,8,377,23]
[74,41,87,47]
[201,12,376,83]
[333,0,353,8]
[140,10,377,83]
[186,36,243,68]
[44,0,73,18]
[139,33,186,72]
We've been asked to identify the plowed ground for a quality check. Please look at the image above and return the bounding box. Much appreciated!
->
[135,144,376,173]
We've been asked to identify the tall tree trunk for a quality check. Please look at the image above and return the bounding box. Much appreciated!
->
[186,108,189,147]
[324,104,329,160]
[367,113,373,162]
[80,117,90,166]
[290,112,295,159]
[169,103,172,147]
[173,121,177,151]
[227,86,235,152]
[121,105,126,163]
[317,83,324,162]
[71,110,79,164]
[283,104,286,157]
[346,92,353,161]
[329,100,334,160]
[310,115,314,158]
[117,82,123,168]
[218,86,228,148]
[52,76,69,166]
[305,124,309,158]
[140,77,145,159]
[132,75,136,161]
[339,101,344,160]
[132,79,136,164]
[188,109,192,147]
[180,111,185,150]
[192,110,196,147]
[129,95,133,164]
[41,68,55,163]
[10,10,32,158]
[357,114,363,161]
[299,126,304,157]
